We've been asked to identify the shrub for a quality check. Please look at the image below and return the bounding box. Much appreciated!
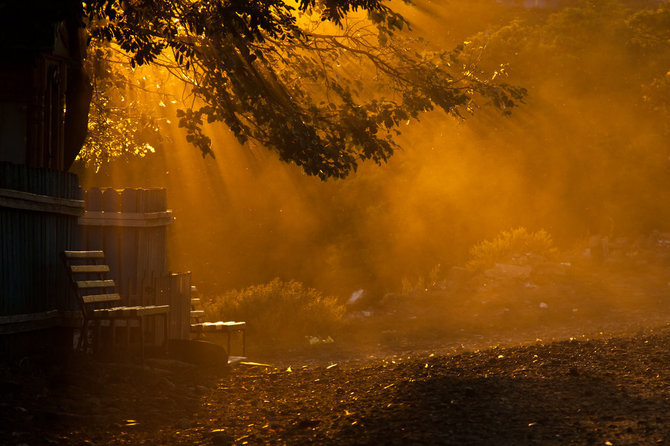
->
[466,227,557,272]
[201,279,345,348]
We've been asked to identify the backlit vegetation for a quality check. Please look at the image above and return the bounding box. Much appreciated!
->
[466,228,557,272]
[77,1,670,300]
[201,279,345,348]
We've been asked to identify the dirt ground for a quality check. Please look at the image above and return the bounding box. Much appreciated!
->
[4,317,670,445]
[5,249,670,445]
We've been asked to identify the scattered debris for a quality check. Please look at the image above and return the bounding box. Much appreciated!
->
[239,362,274,368]
[347,289,365,305]
[307,336,335,346]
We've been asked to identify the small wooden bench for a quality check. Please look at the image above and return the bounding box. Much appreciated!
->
[62,250,169,360]
[190,286,246,363]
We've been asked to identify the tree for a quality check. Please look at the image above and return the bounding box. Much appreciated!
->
[81,1,526,178]
[76,40,168,171]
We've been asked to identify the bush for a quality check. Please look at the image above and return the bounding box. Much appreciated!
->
[466,227,557,272]
[201,279,345,348]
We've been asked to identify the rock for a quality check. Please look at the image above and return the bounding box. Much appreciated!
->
[167,339,228,367]
[210,429,233,445]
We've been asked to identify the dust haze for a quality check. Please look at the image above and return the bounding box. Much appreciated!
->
[74,0,670,347]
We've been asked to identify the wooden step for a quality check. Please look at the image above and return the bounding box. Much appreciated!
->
[70,265,110,273]
[76,279,115,289]
[81,293,121,304]
[63,250,105,259]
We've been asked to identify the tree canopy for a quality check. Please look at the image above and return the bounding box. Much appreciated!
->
[76,0,526,178]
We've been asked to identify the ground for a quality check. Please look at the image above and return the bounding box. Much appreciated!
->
[5,240,670,444]
[4,318,670,445]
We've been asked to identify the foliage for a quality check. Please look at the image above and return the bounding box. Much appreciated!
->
[466,228,556,272]
[626,1,670,50]
[467,0,670,91]
[202,278,345,347]
[627,2,670,134]
[77,41,169,170]
[80,0,526,179]
[457,0,670,235]
[78,1,670,297]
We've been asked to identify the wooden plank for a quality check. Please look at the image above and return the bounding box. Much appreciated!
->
[0,187,84,216]
[137,188,146,213]
[93,304,168,318]
[192,321,246,332]
[102,189,121,301]
[181,274,192,340]
[136,305,169,316]
[159,223,167,274]
[103,223,122,300]
[76,279,115,289]
[0,310,80,334]
[81,293,121,304]
[70,265,110,273]
[121,188,138,213]
[86,187,102,211]
[0,309,60,325]
[44,213,52,311]
[78,211,174,227]
[17,208,25,312]
[120,188,138,298]
[102,188,121,212]
[0,209,5,314]
[0,316,60,334]
[63,250,104,259]
[148,226,157,279]
[86,221,104,251]
[137,230,149,295]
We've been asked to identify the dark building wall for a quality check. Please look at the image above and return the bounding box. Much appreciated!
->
[0,1,89,171]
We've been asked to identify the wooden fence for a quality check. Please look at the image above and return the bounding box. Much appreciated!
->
[0,162,83,317]
[0,162,83,354]
[0,179,192,356]
[78,187,191,340]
